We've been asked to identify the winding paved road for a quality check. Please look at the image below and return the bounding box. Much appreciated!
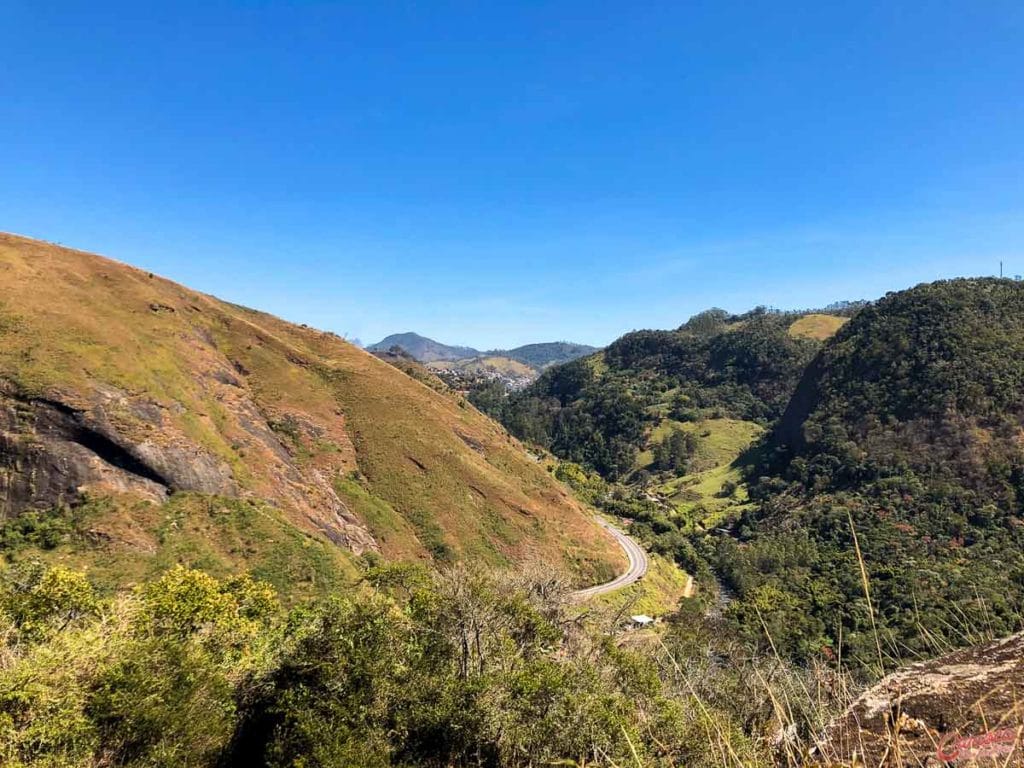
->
[573,517,649,599]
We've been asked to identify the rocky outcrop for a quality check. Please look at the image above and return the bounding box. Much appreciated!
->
[0,380,377,555]
[0,382,242,507]
[0,387,171,516]
[815,633,1024,766]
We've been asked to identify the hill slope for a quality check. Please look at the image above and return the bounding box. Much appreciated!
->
[498,341,598,369]
[500,309,825,480]
[0,234,622,586]
[786,313,848,341]
[775,278,1024,484]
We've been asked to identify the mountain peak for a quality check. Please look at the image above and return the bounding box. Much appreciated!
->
[367,332,480,362]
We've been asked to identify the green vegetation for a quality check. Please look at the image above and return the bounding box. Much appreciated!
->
[0,560,847,767]
[659,459,753,527]
[333,475,426,561]
[9,233,1024,762]
[497,309,821,479]
[597,553,692,616]
[493,284,1024,676]
[495,340,598,369]
[0,564,280,767]
[465,377,508,419]
[700,279,1024,669]
[0,494,358,602]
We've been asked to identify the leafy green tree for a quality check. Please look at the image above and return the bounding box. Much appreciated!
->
[653,430,699,472]
[1,563,97,639]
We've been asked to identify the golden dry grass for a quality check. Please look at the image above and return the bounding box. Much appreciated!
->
[787,313,849,341]
[0,233,623,586]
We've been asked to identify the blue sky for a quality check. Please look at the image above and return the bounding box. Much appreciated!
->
[2,2,1022,348]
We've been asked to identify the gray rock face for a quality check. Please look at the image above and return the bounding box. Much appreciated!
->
[0,380,379,556]
[0,389,168,518]
[815,633,1024,766]
[132,441,236,496]
[0,384,238,519]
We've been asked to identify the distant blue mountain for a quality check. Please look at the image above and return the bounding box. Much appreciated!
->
[368,333,597,368]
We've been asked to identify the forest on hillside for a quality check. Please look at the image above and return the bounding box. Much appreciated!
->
[486,282,1024,671]
[488,309,822,478]
[715,279,1024,666]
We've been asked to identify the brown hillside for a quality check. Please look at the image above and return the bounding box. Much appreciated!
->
[0,233,622,584]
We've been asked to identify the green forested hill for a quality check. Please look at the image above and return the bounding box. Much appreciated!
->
[497,341,598,368]
[704,279,1024,667]
[498,309,825,479]
[491,281,1024,672]
[775,278,1024,494]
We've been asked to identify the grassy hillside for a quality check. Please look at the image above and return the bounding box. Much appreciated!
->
[0,493,359,603]
[787,313,848,340]
[650,418,765,527]
[365,347,452,394]
[0,234,622,588]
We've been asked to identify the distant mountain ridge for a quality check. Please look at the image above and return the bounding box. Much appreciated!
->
[368,332,597,369]
[367,332,480,362]
[497,341,598,369]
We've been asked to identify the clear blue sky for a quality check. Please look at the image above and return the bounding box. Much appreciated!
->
[3,2,1022,348]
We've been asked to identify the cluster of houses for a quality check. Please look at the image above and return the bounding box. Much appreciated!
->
[431,365,535,393]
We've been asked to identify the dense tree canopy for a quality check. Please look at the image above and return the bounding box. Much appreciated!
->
[499,311,820,478]
[519,282,1024,672]
[709,280,1024,667]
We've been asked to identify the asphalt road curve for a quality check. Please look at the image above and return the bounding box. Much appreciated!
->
[573,517,650,599]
